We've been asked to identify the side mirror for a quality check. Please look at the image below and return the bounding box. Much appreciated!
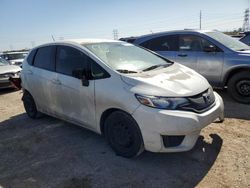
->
[203,45,217,52]
[72,68,89,87]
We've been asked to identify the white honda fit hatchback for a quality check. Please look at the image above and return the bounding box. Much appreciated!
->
[21,39,224,158]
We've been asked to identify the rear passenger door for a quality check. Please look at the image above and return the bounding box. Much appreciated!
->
[29,46,57,113]
[139,35,178,61]
[55,45,96,128]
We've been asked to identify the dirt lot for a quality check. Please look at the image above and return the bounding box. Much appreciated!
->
[0,88,249,188]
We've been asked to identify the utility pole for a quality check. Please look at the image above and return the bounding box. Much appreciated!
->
[199,10,202,30]
[242,8,250,31]
[51,35,55,42]
[113,29,118,40]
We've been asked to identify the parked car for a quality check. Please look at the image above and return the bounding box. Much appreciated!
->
[239,31,250,46]
[21,39,224,158]
[0,57,21,89]
[120,30,250,103]
[0,51,28,67]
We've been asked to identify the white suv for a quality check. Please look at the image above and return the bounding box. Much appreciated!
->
[21,39,224,158]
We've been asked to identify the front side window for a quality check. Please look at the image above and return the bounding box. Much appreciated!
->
[33,46,55,71]
[179,35,202,51]
[83,42,172,73]
[141,35,178,51]
[56,46,87,76]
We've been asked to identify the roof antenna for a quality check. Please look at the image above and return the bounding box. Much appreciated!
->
[51,35,55,42]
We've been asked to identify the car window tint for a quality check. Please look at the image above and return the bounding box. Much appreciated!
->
[27,49,37,65]
[33,46,55,71]
[89,57,109,79]
[56,46,87,76]
[200,38,222,52]
[140,35,178,51]
[179,35,202,51]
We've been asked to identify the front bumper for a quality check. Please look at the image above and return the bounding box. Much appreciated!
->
[0,78,13,89]
[132,92,224,152]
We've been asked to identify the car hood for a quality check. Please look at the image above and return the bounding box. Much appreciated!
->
[121,63,210,97]
[0,65,21,74]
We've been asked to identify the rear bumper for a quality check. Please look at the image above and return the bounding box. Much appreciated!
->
[132,92,224,152]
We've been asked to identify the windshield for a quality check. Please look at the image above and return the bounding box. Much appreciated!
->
[6,53,27,60]
[83,42,172,73]
[0,58,10,66]
[205,31,250,51]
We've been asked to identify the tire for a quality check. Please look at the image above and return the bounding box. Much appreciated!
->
[104,111,144,158]
[22,91,40,119]
[227,71,250,104]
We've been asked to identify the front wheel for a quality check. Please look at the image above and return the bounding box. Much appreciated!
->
[104,111,144,158]
[227,71,250,104]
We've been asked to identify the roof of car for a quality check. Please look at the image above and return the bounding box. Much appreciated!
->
[120,29,216,41]
[34,39,122,49]
[65,38,120,44]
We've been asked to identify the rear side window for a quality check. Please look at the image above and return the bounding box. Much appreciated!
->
[140,35,178,51]
[27,49,37,65]
[33,46,56,71]
[56,46,87,76]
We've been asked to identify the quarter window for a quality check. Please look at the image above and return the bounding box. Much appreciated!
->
[33,46,55,71]
[140,35,178,51]
[27,49,37,65]
[90,58,110,79]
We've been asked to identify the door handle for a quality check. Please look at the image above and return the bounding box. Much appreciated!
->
[52,79,61,85]
[178,54,187,57]
[26,70,33,75]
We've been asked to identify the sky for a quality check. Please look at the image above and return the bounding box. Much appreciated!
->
[0,0,249,51]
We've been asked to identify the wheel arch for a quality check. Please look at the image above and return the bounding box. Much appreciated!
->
[223,66,250,86]
[99,108,132,136]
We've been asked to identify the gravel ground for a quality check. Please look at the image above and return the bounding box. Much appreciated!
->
[0,88,249,188]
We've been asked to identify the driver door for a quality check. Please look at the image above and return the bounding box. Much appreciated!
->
[54,45,96,128]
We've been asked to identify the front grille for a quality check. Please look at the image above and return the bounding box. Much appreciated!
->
[181,88,215,113]
[0,82,12,88]
[0,73,14,79]
[14,62,22,66]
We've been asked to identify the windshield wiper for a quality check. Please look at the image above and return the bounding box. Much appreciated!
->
[142,64,170,72]
[237,49,250,51]
[116,69,138,74]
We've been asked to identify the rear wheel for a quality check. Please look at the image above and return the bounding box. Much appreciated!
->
[228,71,250,104]
[104,111,144,158]
[22,91,41,119]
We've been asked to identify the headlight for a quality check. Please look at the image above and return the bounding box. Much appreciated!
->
[135,94,189,110]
